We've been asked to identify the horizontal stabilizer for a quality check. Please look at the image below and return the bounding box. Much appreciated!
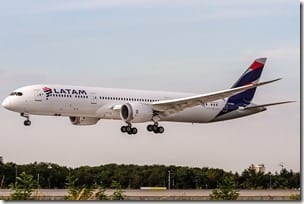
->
[244,101,295,110]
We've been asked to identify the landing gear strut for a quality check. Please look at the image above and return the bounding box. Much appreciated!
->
[121,123,137,135]
[21,113,31,126]
[147,122,164,134]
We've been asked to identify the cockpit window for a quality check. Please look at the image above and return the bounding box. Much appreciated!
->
[10,92,23,96]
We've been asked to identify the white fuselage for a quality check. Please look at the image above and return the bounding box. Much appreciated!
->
[3,84,226,123]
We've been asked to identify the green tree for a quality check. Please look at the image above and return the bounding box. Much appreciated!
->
[9,172,37,200]
[95,185,108,200]
[0,162,300,190]
[110,180,125,200]
[209,176,239,200]
[64,175,109,200]
[64,175,96,200]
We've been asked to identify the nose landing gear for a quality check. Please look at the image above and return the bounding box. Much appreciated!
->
[21,113,31,126]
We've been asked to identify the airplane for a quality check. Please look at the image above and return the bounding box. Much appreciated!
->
[2,58,293,134]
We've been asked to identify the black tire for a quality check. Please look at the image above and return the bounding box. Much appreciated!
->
[131,127,138,134]
[147,125,153,132]
[152,125,158,132]
[153,129,159,134]
[157,126,164,133]
[121,126,126,133]
[24,120,31,126]
[126,126,132,132]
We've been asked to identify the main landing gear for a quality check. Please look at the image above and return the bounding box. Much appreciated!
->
[120,123,164,135]
[121,123,138,135]
[147,122,164,134]
[21,113,31,126]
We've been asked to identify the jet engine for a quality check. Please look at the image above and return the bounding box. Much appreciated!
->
[120,103,153,123]
[69,116,100,125]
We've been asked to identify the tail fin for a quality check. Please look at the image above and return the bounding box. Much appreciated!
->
[228,58,267,106]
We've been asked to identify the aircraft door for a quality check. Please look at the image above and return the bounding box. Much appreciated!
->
[91,93,97,104]
[34,89,43,101]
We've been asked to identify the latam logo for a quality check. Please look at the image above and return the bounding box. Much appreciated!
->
[42,87,87,96]
[43,87,52,96]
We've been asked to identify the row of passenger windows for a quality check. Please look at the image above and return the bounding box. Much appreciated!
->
[99,96,159,102]
[46,93,159,102]
[202,103,219,107]
[47,94,88,99]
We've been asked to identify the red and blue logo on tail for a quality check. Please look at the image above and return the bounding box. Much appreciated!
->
[217,58,266,116]
[231,58,266,88]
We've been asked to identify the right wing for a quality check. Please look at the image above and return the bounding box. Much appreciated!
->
[152,78,282,116]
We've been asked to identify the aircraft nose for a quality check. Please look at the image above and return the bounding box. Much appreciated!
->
[2,97,10,109]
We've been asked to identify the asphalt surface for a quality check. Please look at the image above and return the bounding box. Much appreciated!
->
[0,189,300,197]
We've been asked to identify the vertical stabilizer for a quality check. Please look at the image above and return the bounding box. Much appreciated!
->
[216,58,267,118]
[229,58,267,106]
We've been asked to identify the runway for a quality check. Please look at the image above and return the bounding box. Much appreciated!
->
[0,189,300,200]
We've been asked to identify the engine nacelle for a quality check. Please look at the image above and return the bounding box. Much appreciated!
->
[69,116,100,125]
[120,103,153,123]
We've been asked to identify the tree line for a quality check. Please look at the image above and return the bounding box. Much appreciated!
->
[0,162,300,189]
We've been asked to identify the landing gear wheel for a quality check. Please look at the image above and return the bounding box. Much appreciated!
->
[147,122,164,134]
[21,113,31,126]
[121,126,127,133]
[131,127,138,134]
[152,124,158,132]
[126,126,132,133]
[121,124,137,135]
[147,125,153,132]
[24,120,31,126]
[157,126,164,134]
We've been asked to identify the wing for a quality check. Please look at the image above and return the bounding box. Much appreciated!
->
[152,78,281,116]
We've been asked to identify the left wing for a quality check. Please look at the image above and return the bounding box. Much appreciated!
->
[152,78,281,116]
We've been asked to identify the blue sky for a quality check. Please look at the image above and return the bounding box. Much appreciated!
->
[0,0,300,173]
